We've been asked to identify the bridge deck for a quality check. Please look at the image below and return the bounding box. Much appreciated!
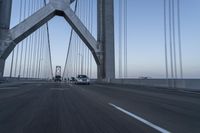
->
[0,82,200,133]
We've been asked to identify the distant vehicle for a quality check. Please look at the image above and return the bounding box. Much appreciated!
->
[75,75,90,85]
[70,77,76,83]
[54,66,62,82]
[55,75,61,82]
[138,76,152,79]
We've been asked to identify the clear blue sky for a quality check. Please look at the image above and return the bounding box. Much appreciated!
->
[4,0,200,78]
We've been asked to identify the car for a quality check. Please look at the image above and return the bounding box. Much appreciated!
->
[70,77,76,83]
[54,75,61,82]
[75,75,90,85]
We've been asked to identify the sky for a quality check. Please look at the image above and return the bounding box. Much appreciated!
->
[3,0,200,79]
[116,0,200,78]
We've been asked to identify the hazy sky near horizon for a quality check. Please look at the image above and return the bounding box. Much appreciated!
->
[3,0,200,78]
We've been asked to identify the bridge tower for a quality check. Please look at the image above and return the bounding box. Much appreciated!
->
[0,0,12,78]
[0,0,115,81]
[97,0,115,81]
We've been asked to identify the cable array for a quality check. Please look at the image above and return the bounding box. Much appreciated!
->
[163,0,183,79]
[63,0,96,80]
[7,0,53,79]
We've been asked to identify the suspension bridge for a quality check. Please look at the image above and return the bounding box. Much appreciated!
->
[0,0,200,133]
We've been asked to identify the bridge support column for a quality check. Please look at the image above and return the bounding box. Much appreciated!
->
[0,0,12,78]
[97,0,115,82]
[0,0,12,29]
[0,59,5,78]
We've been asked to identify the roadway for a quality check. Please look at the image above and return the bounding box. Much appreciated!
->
[0,82,200,133]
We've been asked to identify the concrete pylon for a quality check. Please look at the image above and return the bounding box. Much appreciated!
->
[0,0,12,78]
[97,0,115,81]
[0,59,5,78]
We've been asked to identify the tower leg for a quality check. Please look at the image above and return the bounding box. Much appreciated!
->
[0,59,5,78]
[97,0,115,81]
[0,0,12,29]
[0,0,12,78]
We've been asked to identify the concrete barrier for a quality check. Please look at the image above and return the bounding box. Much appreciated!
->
[110,79,200,91]
[1,77,200,91]
[0,77,52,84]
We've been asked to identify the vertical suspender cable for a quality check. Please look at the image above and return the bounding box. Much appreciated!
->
[80,0,83,75]
[32,0,39,78]
[36,27,42,78]
[88,0,90,76]
[28,0,35,78]
[83,0,86,75]
[23,0,31,77]
[169,0,174,79]
[77,36,80,75]
[26,0,32,78]
[86,0,89,76]
[124,0,127,78]
[177,0,183,78]
[35,28,41,78]
[44,0,53,79]
[10,45,15,77]
[164,0,169,79]
[10,46,15,77]
[74,35,77,76]
[77,1,81,75]
[119,0,122,78]
[25,0,31,78]
[14,0,23,77]
[73,37,75,77]
[38,26,44,78]
[63,0,78,78]
[88,0,91,77]
[172,0,177,79]
[75,34,78,76]
[19,0,27,77]
[46,23,53,79]
[90,0,93,78]
[35,0,41,78]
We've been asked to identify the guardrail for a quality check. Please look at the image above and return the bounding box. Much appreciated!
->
[109,79,200,91]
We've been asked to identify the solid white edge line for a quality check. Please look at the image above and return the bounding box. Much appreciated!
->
[109,103,171,133]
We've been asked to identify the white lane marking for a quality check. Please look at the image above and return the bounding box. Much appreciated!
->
[109,103,171,133]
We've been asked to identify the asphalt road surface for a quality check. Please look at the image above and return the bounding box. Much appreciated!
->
[0,82,200,133]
